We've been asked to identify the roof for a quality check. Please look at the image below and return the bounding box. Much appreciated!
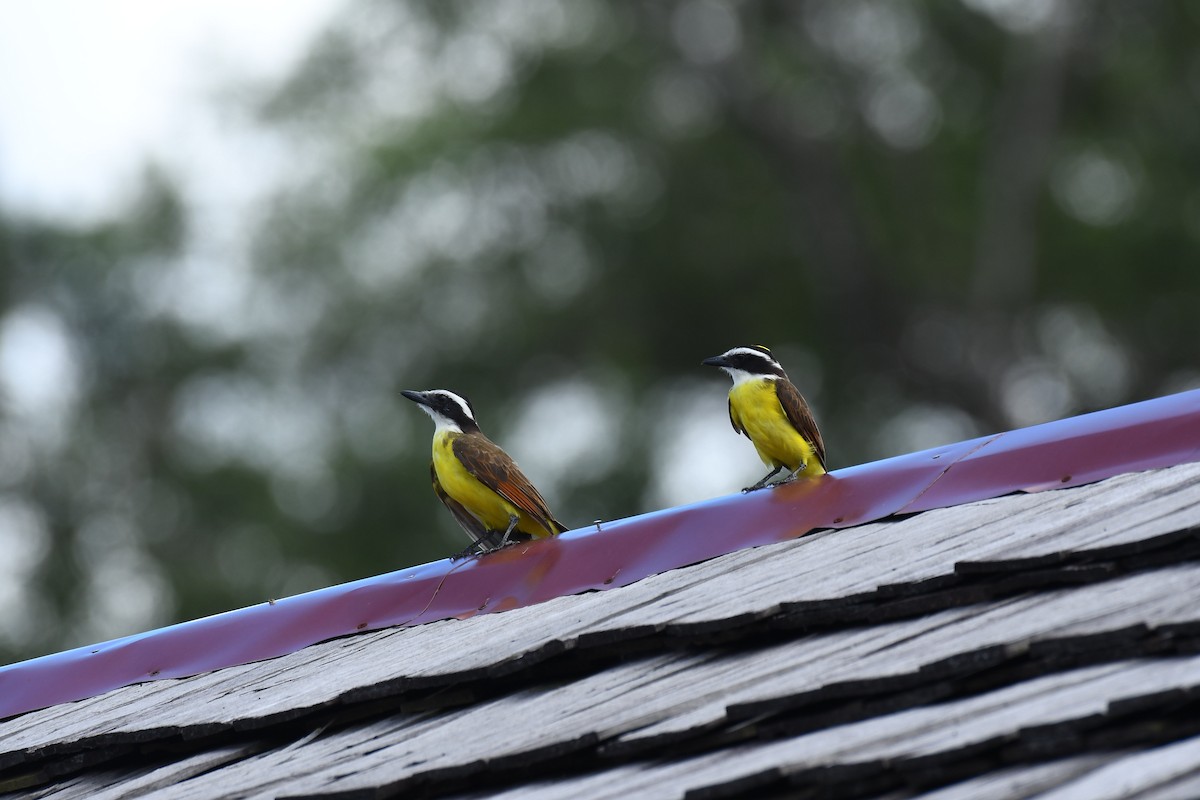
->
[2,389,1199,798]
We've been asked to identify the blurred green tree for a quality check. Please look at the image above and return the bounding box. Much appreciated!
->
[2,0,1198,664]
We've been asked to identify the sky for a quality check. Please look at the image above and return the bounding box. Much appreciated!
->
[0,0,342,222]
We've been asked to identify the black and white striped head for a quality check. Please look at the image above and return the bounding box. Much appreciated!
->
[401,389,481,433]
[701,345,787,384]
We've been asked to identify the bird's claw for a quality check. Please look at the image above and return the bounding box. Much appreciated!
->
[450,530,507,560]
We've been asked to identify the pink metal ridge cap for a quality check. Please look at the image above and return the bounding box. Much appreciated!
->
[904,387,1200,511]
[0,558,458,721]
[2,389,1198,721]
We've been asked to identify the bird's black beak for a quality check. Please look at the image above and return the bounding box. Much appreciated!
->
[401,390,429,405]
[701,355,728,368]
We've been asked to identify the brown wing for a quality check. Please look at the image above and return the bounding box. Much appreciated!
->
[430,462,491,544]
[776,379,827,470]
[453,433,565,535]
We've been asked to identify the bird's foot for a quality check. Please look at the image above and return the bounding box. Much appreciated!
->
[449,543,483,561]
[744,467,809,493]
[778,466,805,485]
[449,530,503,560]
[743,467,785,492]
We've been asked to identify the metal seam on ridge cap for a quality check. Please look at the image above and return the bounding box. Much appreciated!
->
[895,433,1004,516]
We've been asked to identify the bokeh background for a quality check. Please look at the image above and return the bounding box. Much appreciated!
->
[1,0,1198,665]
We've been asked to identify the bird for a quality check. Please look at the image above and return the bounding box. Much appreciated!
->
[701,345,827,491]
[401,389,567,556]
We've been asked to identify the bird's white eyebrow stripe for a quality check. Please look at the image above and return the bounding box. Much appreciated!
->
[724,347,775,361]
[430,390,475,421]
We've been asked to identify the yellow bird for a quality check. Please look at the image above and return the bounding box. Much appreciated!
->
[702,345,827,491]
[402,389,567,555]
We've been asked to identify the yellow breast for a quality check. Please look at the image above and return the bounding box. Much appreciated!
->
[729,379,822,476]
